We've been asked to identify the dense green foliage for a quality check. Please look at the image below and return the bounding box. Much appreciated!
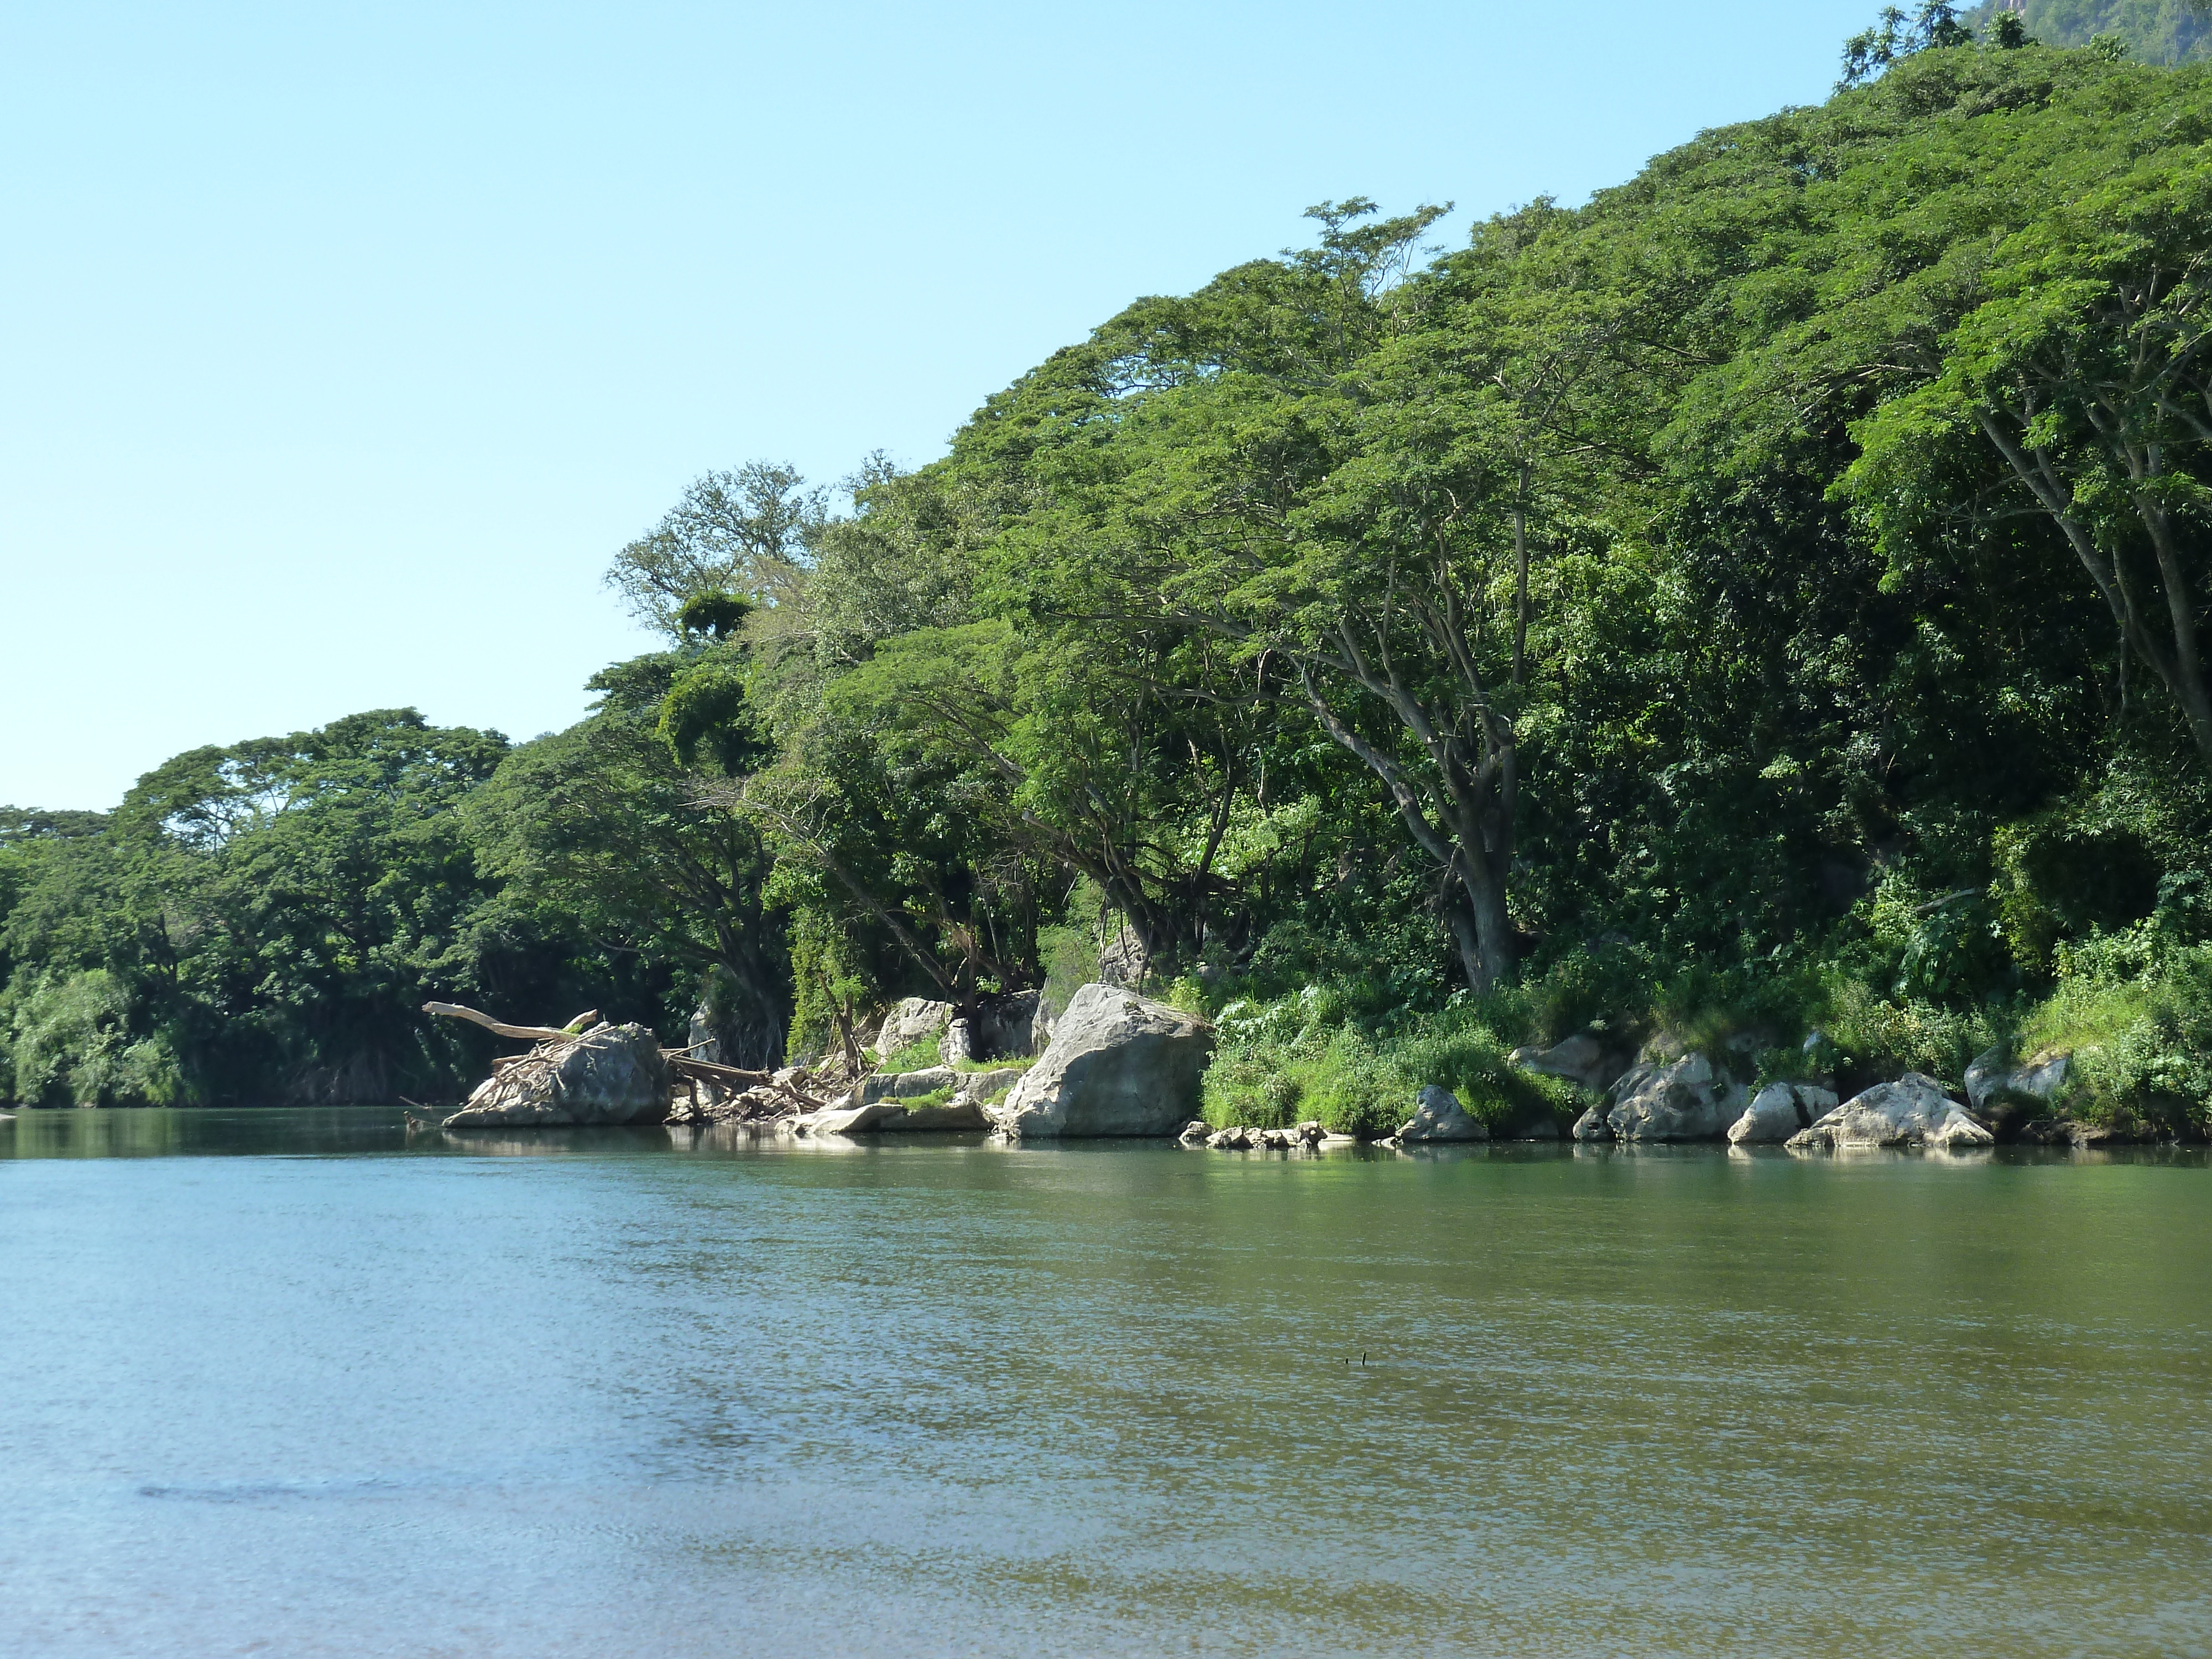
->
[1965,0,2212,63]
[8,23,2211,1131]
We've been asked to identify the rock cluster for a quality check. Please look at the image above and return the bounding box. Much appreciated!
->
[1181,1119,1328,1151]
[873,993,1049,1065]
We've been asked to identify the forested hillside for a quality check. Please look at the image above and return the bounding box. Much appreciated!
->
[7,22,2210,1131]
[1964,0,2212,62]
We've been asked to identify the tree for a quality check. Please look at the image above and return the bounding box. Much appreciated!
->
[605,461,827,634]
[1840,4,1974,89]
[1731,48,2212,768]
[466,655,790,1066]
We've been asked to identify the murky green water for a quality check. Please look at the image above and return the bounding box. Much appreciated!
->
[3,1107,2208,1657]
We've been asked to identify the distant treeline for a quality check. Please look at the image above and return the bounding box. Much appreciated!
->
[6,25,2211,1123]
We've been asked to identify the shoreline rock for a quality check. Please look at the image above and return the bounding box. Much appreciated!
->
[1396,1086,1489,1144]
[1728,1082,1839,1144]
[444,1024,670,1129]
[1787,1073,1994,1151]
[989,985,1213,1138]
[1600,1053,1746,1142]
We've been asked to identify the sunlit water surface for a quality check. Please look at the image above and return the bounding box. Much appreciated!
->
[3,1107,2209,1658]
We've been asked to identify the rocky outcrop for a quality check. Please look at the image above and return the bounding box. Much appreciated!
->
[1727,1082,1840,1144]
[989,985,1213,1138]
[1965,1045,2074,1137]
[854,1065,959,1105]
[958,1066,1026,1103]
[1395,1085,1489,1144]
[444,1024,670,1129]
[872,992,1047,1066]
[1787,1073,1994,1151]
[972,992,1047,1059]
[1509,1032,1635,1095]
[1600,1053,1746,1141]
[874,998,954,1059]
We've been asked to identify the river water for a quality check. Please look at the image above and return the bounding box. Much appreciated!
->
[3,1108,2208,1658]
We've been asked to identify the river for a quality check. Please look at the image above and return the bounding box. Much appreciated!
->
[3,1108,2208,1657]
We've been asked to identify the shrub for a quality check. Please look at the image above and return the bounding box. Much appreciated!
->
[5,969,186,1107]
[1819,973,2004,1090]
[2017,930,2212,1130]
[1201,989,1577,1136]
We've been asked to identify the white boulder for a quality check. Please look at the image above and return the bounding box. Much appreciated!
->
[1728,1082,1840,1144]
[1787,1073,1994,1151]
[1396,1085,1490,1144]
[1605,1053,1746,1141]
[988,984,1213,1138]
[444,1024,670,1129]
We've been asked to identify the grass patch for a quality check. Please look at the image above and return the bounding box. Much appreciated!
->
[875,1037,947,1074]
[1201,990,1580,1137]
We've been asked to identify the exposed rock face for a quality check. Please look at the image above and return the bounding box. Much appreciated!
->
[973,991,1046,1059]
[444,1024,670,1129]
[988,984,1212,1138]
[856,1065,959,1104]
[958,1066,1026,1104]
[1787,1073,1995,1151]
[686,1001,722,1066]
[2013,1053,2072,1102]
[1509,1032,1634,1095]
[1605,1053,1747,1141]
[1966,1045,2074,1135]
[1727,1082,1840,1144]
[1097,917,1149,987]
[1396,1085,1489,1144]
[875,998,954,1058]
[800,1098,992,1135]
[1571,1104,1613,1142]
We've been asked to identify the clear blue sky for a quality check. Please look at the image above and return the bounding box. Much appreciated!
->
[3,1,1878,811]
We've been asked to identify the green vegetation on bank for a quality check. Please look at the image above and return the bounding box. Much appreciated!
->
[6,14,2211,1135]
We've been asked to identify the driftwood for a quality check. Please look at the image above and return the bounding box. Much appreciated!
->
[425,1002,825,1117]
[668,1055,826,1111]
[422,1002,604,1042]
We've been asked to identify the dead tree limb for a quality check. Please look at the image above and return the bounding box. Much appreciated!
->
[424,1003,574,1041]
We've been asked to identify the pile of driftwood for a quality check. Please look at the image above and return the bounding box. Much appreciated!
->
[421,1002,827,1123]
